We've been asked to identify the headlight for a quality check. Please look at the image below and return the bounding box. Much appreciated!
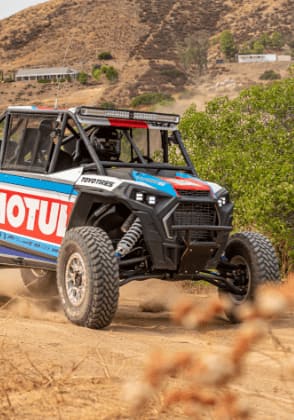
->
[217,196,226,207]
[135,192,144,202]
[133,191,157,206]
[217,192,230,207]
[146,195,156,205]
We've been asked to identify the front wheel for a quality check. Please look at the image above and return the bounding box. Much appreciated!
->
[219,232,280,322]
[57,226,119,329]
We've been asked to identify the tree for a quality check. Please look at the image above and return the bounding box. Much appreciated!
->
[270,31,284,49]
[179,79,294,272]
[258,32,271,48]
[252,40,264,54]
[178,32,209,75]
[220,30,237,60]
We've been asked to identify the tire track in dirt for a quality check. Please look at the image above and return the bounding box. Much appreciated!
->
[0,270,293,419]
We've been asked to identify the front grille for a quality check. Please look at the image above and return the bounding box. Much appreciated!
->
[167,202,217,241]
[177,189,210,198]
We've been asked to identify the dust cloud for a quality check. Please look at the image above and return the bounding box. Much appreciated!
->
[121,278,195,313]
[0,268,62,322]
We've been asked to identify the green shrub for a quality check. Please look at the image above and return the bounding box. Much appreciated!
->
[260,70,281,80]
[179,79,294,272]
[92,66,102,80]
[99,101,116,109]
[131,92,174,107]
[238,32,286,55]
[98,51,113,60]
[220,30,237,60]
[77,72,88,85]
[37,79,51,83]
[270,31,284,49]
[288,64,294,76]
[102,65,118,82]
[252,40,264,54]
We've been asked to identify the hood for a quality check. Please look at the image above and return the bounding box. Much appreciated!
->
[131,170,220,197]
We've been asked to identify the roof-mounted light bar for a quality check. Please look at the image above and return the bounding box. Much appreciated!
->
[79,108,130,119]
[78,107,180,124]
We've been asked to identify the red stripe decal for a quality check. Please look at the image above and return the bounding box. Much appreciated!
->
[108,118,148,128]
[160,177,210,191]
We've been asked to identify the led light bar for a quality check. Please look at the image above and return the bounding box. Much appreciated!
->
[78,107,180,124]
[133,112,179,124]
[79,107,130,119]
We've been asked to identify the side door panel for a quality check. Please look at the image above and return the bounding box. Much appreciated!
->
[0,172,77,264]
[0,112,78,267]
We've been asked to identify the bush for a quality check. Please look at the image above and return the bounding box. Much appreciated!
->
[98,51,113,60]
[252,40,264,54]
[102,65,118,82]
[77,72,88,85]
[220,30,237,60]
[37,79,51,84]
[92,66,102,80]
[179,79,294,272]
[270,31,284,49]
[99,101,116,109]
[288,64,294,76]
[91,65,118,83]
[131,92,174,107]
[238,32,286,55]
[260,70,281,80]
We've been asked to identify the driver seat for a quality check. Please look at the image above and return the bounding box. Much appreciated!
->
[91,127,121,161]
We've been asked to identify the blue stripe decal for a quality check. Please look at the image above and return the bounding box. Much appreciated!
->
[0,245,55,263]
[0,231,59,258]
[131,170,176,196]
[0,173,78,195]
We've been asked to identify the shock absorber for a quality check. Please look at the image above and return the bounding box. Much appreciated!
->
[115,217,143,258]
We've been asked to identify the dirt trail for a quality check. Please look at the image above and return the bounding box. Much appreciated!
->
[0,269,293,419]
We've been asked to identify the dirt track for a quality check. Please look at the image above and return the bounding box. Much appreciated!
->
[0,269,293,419]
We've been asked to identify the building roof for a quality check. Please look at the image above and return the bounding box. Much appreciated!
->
[15,67,79,77]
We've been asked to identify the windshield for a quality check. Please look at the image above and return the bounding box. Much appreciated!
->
[84,125,190,168]
[58,115,195,175]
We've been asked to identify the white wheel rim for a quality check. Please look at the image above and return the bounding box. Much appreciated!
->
[65,252,87,306]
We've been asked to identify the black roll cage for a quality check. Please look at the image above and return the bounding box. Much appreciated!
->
[0,109,197,176]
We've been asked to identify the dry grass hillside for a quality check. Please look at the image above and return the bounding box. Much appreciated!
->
[0,0,293,110]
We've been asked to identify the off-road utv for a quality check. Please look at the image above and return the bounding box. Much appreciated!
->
[0,106,280,327]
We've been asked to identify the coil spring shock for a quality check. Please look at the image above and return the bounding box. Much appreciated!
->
[115,217,143,258]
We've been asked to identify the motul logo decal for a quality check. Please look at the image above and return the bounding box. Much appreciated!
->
[0,190,73,244]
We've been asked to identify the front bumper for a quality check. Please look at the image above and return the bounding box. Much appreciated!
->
[136,197,233,273]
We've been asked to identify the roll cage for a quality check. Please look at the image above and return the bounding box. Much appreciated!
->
[0,106,197,176]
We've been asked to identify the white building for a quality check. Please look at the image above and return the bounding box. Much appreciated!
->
[15,67,79,81]
[238,54,277,63]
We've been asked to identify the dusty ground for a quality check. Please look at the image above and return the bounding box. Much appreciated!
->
[0,269,293,419]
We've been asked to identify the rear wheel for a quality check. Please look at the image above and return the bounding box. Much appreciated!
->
[219,232,280,322]
[20,268,57,296]
[57,226,119,329]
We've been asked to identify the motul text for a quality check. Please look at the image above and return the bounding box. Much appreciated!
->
[0,190,73,244]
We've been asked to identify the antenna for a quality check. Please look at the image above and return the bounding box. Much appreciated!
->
[54,5,88,109]
[54,31,76,109]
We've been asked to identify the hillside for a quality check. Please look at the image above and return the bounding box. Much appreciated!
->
[0,0,293,110]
